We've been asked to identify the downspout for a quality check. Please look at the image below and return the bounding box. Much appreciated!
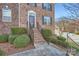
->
[19,3,20,27]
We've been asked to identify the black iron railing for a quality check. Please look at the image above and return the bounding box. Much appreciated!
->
[66,33,79,55]
[37,22,42,32]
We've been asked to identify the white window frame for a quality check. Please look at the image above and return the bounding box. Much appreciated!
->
[43,16,52,25]
[2,6,12,22]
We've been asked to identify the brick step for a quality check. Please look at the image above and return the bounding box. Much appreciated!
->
[34,39,45,42]
[34,41,45,43]
[34,41,47,48]
[32,28,46,48]
[35,42,46,45]
[34,37,44,39]
[34,34,45,40]
[34,33,42,35]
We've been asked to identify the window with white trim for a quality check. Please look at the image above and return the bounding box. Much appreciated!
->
[42,16,52,25]
[2,6,12,22]
[42,3,52,11]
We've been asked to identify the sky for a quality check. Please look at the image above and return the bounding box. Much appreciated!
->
[55,3,67,19]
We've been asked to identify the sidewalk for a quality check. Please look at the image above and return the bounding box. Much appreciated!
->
[10,43,66,56]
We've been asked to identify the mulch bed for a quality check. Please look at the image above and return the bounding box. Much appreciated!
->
[0,42,34,55]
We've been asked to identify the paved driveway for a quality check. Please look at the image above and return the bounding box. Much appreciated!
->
[10,43,66,56]
[61,32,79,44]
[55,29,79,44]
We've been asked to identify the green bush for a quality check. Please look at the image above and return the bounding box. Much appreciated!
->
[48,37,68,48]
[46,34,58,42]
[41,29,68,48]
[41,29,52,39]
[41,29,58,41]
[57,36,66,42]
[8,35,18,44]
[75,32,79,35]
[11,28,27,35]
[0,49,5,56]
[13,35,30,48]
[0,35,8,43]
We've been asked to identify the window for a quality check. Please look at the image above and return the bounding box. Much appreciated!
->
[42,3,52,11]
[27,3,29,5]
[27,3,37,7]
[2,6,12,22]
[31,3,37,7]
[42,16,52,25]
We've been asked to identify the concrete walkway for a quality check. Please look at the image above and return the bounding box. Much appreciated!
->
[10,43,66,56]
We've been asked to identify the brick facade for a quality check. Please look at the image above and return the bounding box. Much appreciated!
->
[0,3,54,34]
[0,3,19,27]
[20,3,54,32]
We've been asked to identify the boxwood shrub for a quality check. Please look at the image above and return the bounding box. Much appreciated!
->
[13,35,30,48]
[57,36,66,42]
[0,49,5,56]
[0,35,8,43]
[41,29,68,48]
[75,32,79,35]
[11,28,27,35]
[48,36,68,48]
[41,29,52,39]
[8,35,18,44]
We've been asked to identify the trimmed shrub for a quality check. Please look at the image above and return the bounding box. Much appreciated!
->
[0,49,5,56]
[11,28,27,35]
[13,35,30,48]
[41,29,58,41]
[8,35,18,44]
[46,34,58,42]
[41,29,68,48]
[48,37,68,48]
[0,35,8,43]
[57,36,66,42]
[41,29,52,39]
[75,32,79,35]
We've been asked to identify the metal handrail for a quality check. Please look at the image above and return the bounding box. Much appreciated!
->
[29,25,34,40]
[67,33,79,47]
[66,33,79,55]
[37,22,42,32]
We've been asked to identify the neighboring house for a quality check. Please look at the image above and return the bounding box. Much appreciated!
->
[0,3,54,34]
[57,19,79,33]
[69,20,79,33]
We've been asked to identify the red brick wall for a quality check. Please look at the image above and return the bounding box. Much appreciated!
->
[0,3,19,27]
[0,3,55,34]
[20,3,55,32]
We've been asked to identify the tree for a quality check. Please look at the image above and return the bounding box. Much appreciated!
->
[63,4,79,32]
[62,4,79,55]
[63,4,79,19]
[56,16,70,36]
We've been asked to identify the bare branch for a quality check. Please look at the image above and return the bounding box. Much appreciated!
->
[63,4,79,20]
